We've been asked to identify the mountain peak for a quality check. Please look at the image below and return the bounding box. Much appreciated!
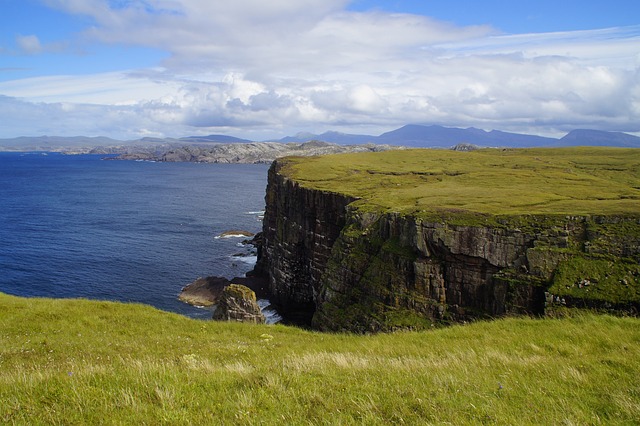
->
[560,129,640,147]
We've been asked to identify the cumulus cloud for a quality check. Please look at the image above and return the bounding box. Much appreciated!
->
[1,1,639,139]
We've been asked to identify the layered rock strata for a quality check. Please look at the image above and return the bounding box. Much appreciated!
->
[255,160,640,332]
[253,162,356,324]
[212,284,265,324]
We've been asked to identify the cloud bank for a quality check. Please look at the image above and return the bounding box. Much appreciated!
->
[1,0,639,139]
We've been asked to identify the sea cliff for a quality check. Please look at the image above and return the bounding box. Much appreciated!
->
[254,148,640,332]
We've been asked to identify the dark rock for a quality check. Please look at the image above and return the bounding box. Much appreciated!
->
[218,230,255,238]
[253,160,356,321]
[178,276,229,307]
[212,284,265,323]
[451,143,479,151]
[231,275,269,299]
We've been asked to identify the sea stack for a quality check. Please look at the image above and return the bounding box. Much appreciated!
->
[212,284,266,324]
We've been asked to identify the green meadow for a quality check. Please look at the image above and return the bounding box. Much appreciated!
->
[1,293,639,425]
[282,147,640,218]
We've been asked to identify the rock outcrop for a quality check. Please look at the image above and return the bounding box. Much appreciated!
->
[212,284,266,324]
[115,141,402,164]
[217,230,255,238]
[178,276,229,307]
[254,159,640,332]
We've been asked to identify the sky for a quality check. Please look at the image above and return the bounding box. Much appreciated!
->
[1,0,639,140]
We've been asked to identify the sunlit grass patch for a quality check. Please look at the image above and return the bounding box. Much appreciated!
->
[282,147,640,216]
[1,293,639,424]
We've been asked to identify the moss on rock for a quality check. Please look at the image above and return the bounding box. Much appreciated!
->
[549,255,640,305]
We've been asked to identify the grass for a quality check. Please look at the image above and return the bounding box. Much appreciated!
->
[2,292,639,425]
[281,147,640,217]
[549,254,640,304]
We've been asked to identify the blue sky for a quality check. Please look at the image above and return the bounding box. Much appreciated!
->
[1,0,639,140]
[348,1,640,32]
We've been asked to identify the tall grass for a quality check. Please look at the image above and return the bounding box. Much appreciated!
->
[1,292,639,424]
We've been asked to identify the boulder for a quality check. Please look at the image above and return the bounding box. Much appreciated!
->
[212,284,266,324]
[178,276,229,307]
[218,230,255,238]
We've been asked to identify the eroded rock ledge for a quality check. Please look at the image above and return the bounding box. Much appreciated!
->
[254,157,640,332]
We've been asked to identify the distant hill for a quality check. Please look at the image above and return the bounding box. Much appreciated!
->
[373,125,559,148]
[0,135,121,151]
[277,132,318,143]
[559,129,640,147]
[375,124,484,147]
[1,126,638,153]
[179,134,252,143]
[279,125,560,148]
[278,131,375,145]
[482,129,559,148]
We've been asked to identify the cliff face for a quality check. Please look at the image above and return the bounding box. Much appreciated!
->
[256,160,640,332]
[254,161,356,323]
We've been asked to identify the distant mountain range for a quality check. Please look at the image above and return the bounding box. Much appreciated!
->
[276,125,640,148]
[1,125,639,152]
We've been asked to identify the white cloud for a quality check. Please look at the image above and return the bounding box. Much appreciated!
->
[16,35,43,55]
[0,70,184,105]
[1,1,639,139]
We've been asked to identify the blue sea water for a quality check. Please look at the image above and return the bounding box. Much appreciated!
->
[0,152,269,319]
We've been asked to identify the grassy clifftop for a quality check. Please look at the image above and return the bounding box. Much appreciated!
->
[271,147,639,329]
[281,147,640,218]
[1,292,640,424]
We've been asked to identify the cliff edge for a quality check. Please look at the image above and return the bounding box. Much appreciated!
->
[254,148,640,332]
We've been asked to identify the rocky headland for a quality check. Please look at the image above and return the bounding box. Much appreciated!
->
[252,147,640,332]
[114,141,403,164]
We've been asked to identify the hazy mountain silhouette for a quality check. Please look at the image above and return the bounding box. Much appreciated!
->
[559,129,640,147]
[179,134,252,143]
[278,125,639,148]
[375,125,557,147]
[2,125,639,151]
[278,131,375,145]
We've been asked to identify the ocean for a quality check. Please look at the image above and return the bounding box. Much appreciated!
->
[0,152,271,320]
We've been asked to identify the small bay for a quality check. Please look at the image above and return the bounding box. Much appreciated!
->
[0,152,268,319]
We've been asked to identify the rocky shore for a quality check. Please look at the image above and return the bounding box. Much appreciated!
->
[178,230,274,323]
[113,141,403,163]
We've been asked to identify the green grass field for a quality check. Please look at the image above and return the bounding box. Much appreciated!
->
[282,147,640,217]
[1,292,639,425]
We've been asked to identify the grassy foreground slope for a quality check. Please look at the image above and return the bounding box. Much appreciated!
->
[282,147,640,218]
[1,293,639,425]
